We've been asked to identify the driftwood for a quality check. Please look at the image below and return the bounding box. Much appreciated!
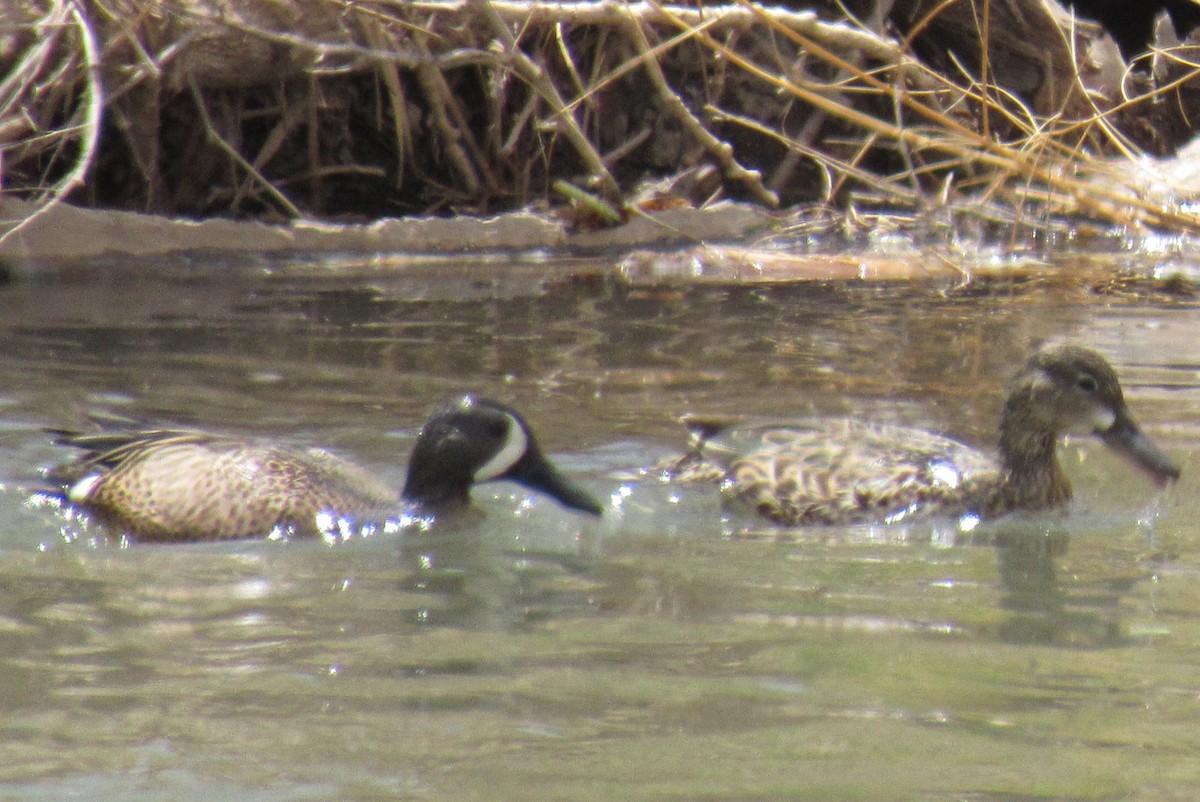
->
[3,0,1200,245]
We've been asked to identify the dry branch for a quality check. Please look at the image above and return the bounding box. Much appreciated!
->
[2,0,1200,238]
[0,0,101,245]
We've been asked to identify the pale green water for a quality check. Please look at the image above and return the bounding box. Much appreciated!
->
[0,252,1196,800]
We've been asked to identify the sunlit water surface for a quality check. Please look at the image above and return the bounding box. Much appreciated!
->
[0,252,1199,800]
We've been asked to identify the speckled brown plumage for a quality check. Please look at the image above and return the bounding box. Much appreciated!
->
[52,430,398,542]
[667,344,1180,526]
[48,396,603,542]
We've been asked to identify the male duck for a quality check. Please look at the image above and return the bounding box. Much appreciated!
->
[668,343,1180,526]
[49,395,603,542]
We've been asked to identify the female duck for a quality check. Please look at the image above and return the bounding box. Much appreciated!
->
[669,344,1180,526]
[49,395,603,542]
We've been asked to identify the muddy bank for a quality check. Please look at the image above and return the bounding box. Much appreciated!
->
[0,197,774,261]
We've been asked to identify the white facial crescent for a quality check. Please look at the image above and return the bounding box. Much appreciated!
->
[473,413,528,482]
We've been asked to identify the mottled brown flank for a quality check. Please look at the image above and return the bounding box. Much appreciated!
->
[718,420,1000,525]
[63,432,397,541]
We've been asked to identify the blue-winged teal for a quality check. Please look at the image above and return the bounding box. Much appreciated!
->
[49,395,603,542]
[667,344,1180,526]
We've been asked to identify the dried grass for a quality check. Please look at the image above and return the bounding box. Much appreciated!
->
[2,0,1200,245]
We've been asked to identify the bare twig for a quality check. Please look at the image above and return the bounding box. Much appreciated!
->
[413,37,484,197]
[1,0,103,245]
[471,0,621,201]
[626,7,778,207]
[187,76,303,218]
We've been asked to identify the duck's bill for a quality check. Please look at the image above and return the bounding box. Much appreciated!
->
[514,456,605,516]
[1100,415,1181,487]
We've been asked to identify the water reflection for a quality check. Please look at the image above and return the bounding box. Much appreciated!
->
[0,264,1093,444]
[396,519,600,630]
[0,255,1195,798]
[985,527,1122,647]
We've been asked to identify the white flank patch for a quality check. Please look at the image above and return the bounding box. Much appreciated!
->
[474,414,528,482]
[929,460,962,489]
[67,473,103,503]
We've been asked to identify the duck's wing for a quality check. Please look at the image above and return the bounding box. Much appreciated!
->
[46,428,236,485]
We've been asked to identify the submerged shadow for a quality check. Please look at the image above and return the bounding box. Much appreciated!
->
[977,524,1137,648]
[395,514,599,630]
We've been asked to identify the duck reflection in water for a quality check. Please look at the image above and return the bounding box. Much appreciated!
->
[396,518,602,630]
[980,523,1150,649]
[46,395,603,543]
[664,343,1180,527]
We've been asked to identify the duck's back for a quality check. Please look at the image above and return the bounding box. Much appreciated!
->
[685,417,999,525]
[57,431,398,541]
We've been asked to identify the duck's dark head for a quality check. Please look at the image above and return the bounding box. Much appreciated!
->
[402,395,604,515]
[1001,343,1180,486]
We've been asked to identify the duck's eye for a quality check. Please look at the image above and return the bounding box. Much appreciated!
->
[486,420,508,439]
[1077,375,1098,393]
